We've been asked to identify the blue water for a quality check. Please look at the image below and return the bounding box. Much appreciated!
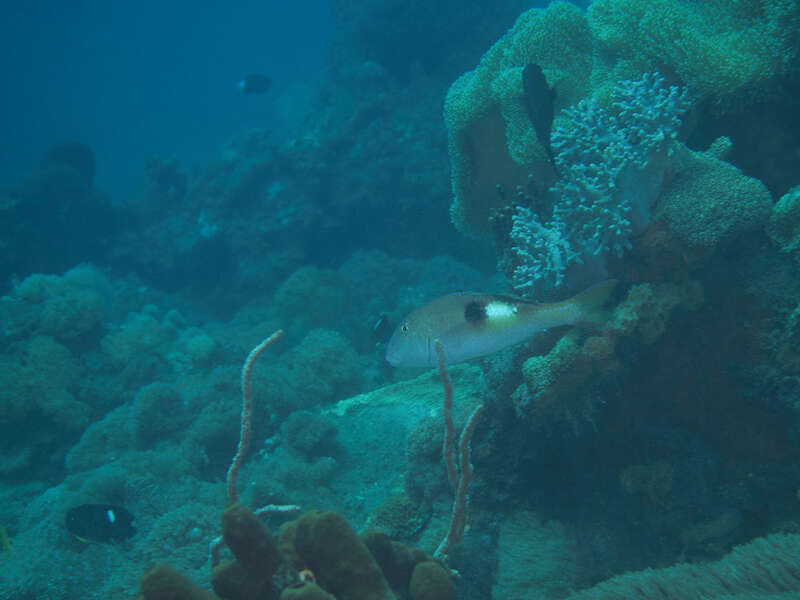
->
[0,1,332,200]
[1,1,799,598]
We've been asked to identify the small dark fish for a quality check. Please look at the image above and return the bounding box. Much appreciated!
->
[65,504,136,544]
[372,314,393,345]
[522,63,557,172]
[239,73,272,95]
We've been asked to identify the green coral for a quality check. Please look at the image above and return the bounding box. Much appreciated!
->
[657,139,773,251]
[588,0,800,106]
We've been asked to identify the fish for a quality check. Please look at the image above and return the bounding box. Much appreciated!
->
[386,280,617,368]
[238,73,272,95]
[371,314,394,345]
[522,63,557,172]
[65,504,136,544]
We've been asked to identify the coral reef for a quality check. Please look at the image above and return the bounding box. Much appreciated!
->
[2,1,799,599]
[513,281,704,431]
[444,2,592,237]
[443,0,799,295]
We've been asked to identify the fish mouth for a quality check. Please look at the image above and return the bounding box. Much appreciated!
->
[385,348,399,367]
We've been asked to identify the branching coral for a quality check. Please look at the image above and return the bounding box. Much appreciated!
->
[508,73,689,295]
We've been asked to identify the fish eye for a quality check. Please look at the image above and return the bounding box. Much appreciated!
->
[401,323,409,333]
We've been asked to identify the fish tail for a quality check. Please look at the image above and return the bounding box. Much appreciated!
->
[571,279,618,325]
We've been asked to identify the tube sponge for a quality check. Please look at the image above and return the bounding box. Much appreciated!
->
[292,511,397,600]
[212,503,285,600]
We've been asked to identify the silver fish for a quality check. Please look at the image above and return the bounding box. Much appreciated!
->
[386,280,616,368]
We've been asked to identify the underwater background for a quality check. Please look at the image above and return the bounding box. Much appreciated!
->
[1,0,800,598]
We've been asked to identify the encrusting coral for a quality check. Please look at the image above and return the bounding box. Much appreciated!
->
[513,280,704,431]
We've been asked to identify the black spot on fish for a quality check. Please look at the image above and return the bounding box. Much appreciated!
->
[522,63,557,173]
[464,300,487,324]
[65,504,136,544]
[239,73,272,95]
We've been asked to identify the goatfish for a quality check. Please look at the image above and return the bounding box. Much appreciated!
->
[386,279,617,368]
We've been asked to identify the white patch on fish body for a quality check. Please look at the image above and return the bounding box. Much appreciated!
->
[485,300,518,320]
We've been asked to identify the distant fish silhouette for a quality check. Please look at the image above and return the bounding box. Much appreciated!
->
[522,63,557,172]
[239,73,272,95]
